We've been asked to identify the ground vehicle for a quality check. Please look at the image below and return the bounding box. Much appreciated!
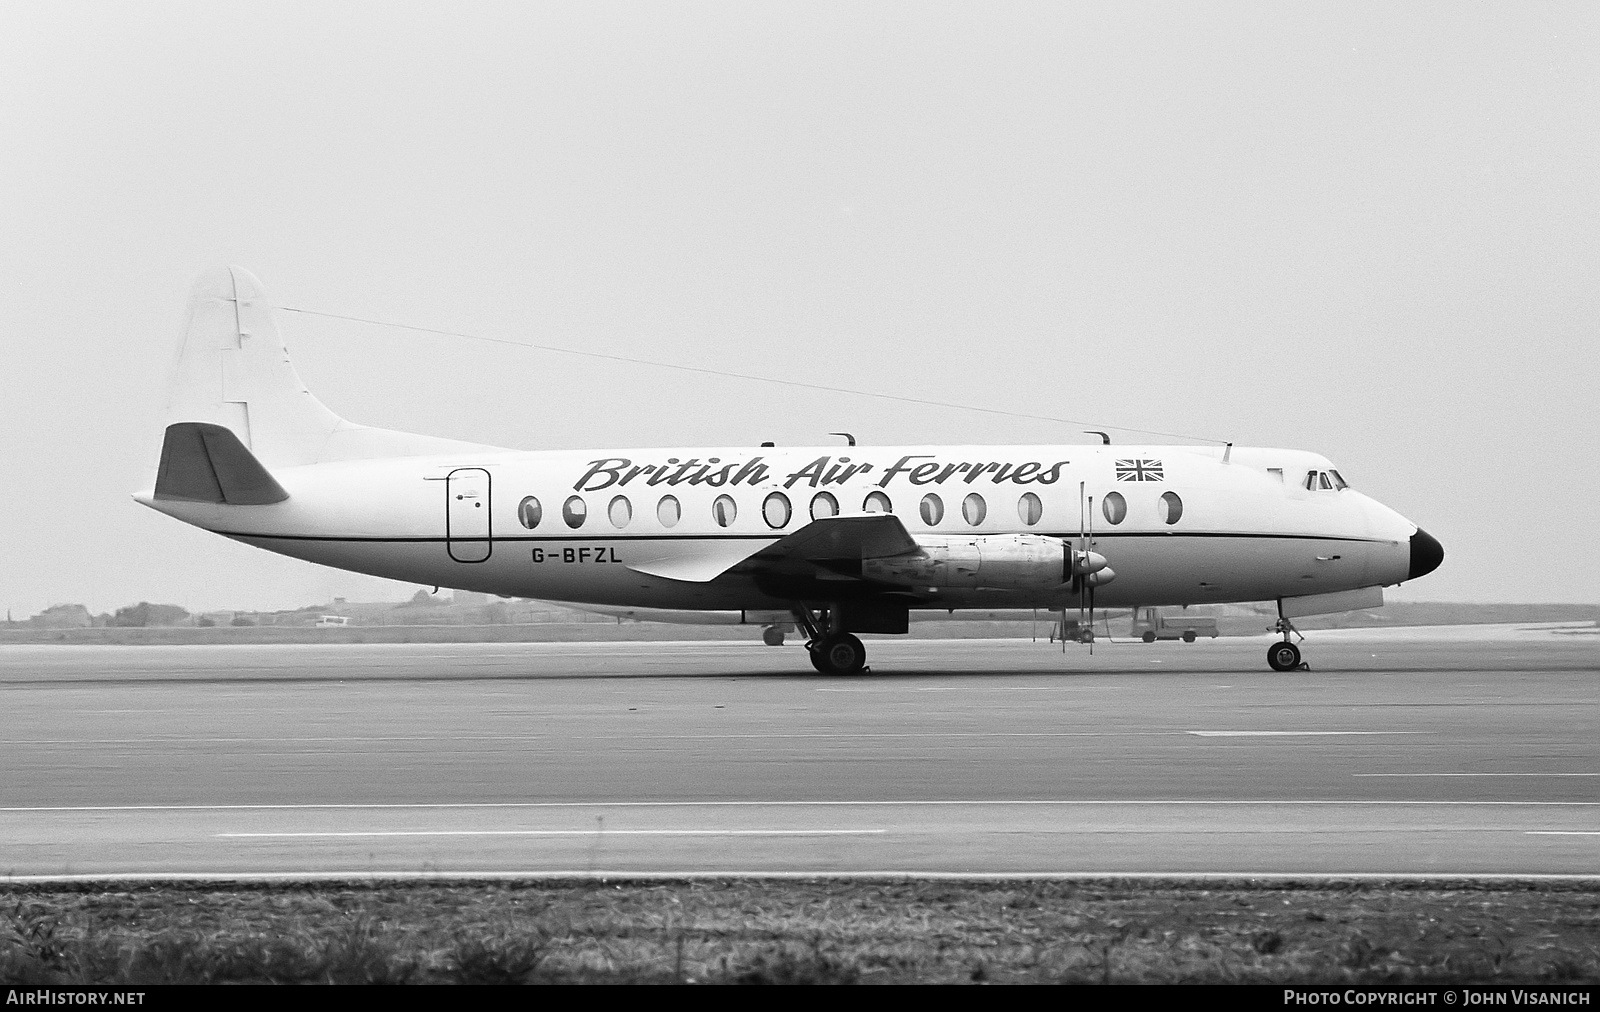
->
[1130,607,1218,643]
[314,615,350,628]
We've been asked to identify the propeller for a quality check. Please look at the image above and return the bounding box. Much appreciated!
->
[1087,493,1096,653]
[1078,482,1087,641]
[1071,482,1117,652]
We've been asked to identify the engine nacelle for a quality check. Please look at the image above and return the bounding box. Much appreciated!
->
[861,534,1109,591]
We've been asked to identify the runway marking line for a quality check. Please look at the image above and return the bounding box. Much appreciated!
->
[1188,731,1423,737]
[3,732,1187,744]
[1525,831,1600,836]
[217,829,886,839]
[1356,773,1598,777]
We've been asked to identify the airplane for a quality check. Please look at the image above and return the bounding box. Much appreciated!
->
[136,267,1444,675]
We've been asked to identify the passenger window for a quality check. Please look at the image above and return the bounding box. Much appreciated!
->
[811,491,839,520]
[863,491,892,513]
[562,495,587,529]
[713,494,737,527]
[1159,491,1183,525]
[517,496,542,529]
[1102,491,1127,525]
[608,495,632,528]
[962,492,987,526]
[657,494,681,528]
[919,493,944,525]
[762,492,792,529]
[1018,492,1042,526]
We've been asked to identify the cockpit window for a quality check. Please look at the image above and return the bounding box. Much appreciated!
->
[1305,469,1347,492]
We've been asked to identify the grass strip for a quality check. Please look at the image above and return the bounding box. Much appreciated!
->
[4,878,1598,984]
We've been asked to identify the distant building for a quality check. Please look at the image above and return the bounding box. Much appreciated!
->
[29,604,92,629]
[110,602,191,627]
[453,591,488,607]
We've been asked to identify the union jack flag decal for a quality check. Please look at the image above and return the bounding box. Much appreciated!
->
[1115,459,1164,482]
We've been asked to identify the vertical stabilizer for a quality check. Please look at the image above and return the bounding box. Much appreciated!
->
[162,267,497,467]
[164,266,344,468]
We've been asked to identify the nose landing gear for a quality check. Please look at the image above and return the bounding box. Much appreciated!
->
[1268,610,1309,672]
[1267,640,1303,671]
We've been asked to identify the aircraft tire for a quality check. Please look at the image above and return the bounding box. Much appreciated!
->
[807,646,829,673]
[1267,642,1301,672]
[762,626,785,647]
[815,633,867,676]
[1182,630,1196,643]
[1142,632,1156,643]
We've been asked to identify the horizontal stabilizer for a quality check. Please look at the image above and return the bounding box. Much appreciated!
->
[154,422,289,505]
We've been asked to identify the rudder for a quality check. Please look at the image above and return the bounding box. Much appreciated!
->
[161,266,496,468]
[163,266,344,468]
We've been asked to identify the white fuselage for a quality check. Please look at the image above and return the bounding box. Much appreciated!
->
[140,441,1420,612]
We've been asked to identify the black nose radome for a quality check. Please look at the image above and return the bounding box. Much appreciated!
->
[1408,528,1444,581]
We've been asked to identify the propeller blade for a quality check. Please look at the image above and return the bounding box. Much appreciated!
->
[1087,493,1095,654]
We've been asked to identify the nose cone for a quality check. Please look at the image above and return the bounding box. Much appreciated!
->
[1408,528,1444,581]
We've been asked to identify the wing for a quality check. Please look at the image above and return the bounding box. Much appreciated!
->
[749,512,919,563]
[624,513,919,584]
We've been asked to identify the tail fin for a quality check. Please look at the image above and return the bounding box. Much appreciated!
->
[163,266,494,468]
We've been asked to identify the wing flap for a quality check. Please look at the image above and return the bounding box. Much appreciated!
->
[626,542,768,583]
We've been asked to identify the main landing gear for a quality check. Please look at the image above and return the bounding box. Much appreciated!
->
[1267,611,1309,672]
[792,605,868,676]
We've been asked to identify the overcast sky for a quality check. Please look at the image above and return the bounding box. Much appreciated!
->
[2,2,1597,616]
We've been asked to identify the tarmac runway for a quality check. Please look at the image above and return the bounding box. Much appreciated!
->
[2,627,1596,880]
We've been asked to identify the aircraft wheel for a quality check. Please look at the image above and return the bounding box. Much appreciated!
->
[1267,641,1301,672]
[1182,630,1196,643]
[762,626,785,647]
[807,646,829,673]
[815,633,867,676]
[1142,632,1156,643]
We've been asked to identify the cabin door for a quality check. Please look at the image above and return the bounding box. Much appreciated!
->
[446,468,492,563]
